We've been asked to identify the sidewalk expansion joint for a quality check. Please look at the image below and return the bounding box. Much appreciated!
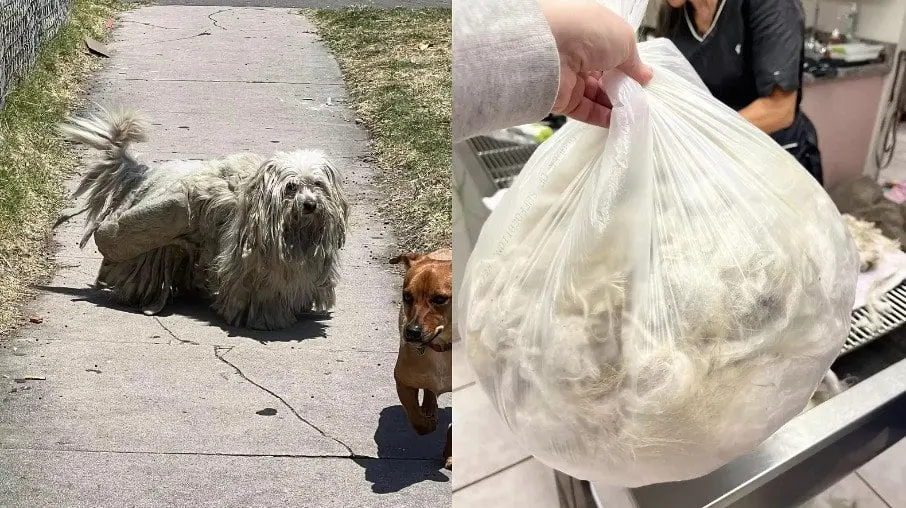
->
[119,78,345,86]
[213,345,357,458]
[0,447,437,462]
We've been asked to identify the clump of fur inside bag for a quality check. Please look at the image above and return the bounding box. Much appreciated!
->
[458,21,859,490]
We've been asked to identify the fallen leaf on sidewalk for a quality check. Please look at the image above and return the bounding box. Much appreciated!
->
[84,38,110,58]
[417,42,431,51]
[28,316,43,324]
[104,18,115,30]
[86,368,102,374]
[23,376,46,381]
[256,408,278,416]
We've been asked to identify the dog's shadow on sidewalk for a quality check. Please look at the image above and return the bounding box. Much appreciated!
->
[38,285,330,343]
[354,404,452,494]
[158,300,332,343]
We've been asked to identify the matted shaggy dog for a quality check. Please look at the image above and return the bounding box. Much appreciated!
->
[58,107,349,330]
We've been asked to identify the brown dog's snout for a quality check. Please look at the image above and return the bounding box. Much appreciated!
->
[302,200,317,213]
[405,323,423,342]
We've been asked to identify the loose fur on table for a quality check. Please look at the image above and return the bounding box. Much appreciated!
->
[841,213,900,272]
[58,107,349,330]
[842,213,903,329]
[805,369,854,412]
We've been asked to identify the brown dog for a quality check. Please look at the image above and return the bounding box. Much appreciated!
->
[390,249,453,470]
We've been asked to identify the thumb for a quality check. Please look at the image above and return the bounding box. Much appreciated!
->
[617,48,653,85]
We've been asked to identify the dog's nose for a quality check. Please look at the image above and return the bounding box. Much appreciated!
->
[302,200,317,213]
[405,324,423,342]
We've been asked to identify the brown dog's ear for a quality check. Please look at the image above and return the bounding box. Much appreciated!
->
[389,253,424,268]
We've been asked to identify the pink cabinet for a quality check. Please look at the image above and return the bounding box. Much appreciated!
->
[801,73,887,189]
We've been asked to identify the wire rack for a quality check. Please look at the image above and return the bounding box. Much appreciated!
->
[0,0,71,108]
[466,131,906,358]
[466,135,539,189]
[845,281,906,355]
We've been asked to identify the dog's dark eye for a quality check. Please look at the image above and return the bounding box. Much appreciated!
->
[314,180,328,191]
[431,295,450,306]
[402,292,414,305]
[284,182,298,195]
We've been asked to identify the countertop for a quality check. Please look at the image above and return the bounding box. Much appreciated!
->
[636,26,895,85]
[804,60,893,85]
[803,33,897,85]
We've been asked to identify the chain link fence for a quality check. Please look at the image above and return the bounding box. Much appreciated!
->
[0,0,72,108]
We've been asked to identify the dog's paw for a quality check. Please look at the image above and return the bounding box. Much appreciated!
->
[444,456,452,470]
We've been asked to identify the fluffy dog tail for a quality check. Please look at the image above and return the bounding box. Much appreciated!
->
[58,107,148,155]
[58,107,151,248]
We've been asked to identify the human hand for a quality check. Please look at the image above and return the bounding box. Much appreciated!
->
[539,0,654,127]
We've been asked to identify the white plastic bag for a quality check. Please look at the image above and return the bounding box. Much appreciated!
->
[457,0,859,488]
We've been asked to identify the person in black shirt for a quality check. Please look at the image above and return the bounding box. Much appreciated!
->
[656,0,824,185]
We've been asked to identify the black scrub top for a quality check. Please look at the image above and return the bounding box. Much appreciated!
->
[665,0,824,183]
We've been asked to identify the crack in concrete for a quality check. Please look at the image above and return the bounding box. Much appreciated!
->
[117,11,236,46]
[123,31,215,47]
[154,317,200,345]
[213,346,359,459]
[122,20,181,30]
[207,8,233,30]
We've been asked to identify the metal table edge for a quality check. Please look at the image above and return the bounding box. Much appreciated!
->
[581,356,906,508]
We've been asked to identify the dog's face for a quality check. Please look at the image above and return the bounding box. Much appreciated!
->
[246,150,349,260]
[390,249,452,347]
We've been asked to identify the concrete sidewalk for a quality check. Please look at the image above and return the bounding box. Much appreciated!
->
[0,7,450,507]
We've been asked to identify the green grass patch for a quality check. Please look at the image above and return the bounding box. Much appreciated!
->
[0,0,123,332]
[306,8,451,253]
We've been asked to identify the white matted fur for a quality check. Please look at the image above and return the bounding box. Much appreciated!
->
[59,107,349,330]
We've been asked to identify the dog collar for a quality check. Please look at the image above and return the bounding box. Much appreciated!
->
[428,342,453,353]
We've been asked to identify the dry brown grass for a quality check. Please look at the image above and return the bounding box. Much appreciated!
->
[0,0,122,334]
[306,8,451,253]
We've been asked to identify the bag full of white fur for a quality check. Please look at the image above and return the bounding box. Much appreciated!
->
[457,0,859,488]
